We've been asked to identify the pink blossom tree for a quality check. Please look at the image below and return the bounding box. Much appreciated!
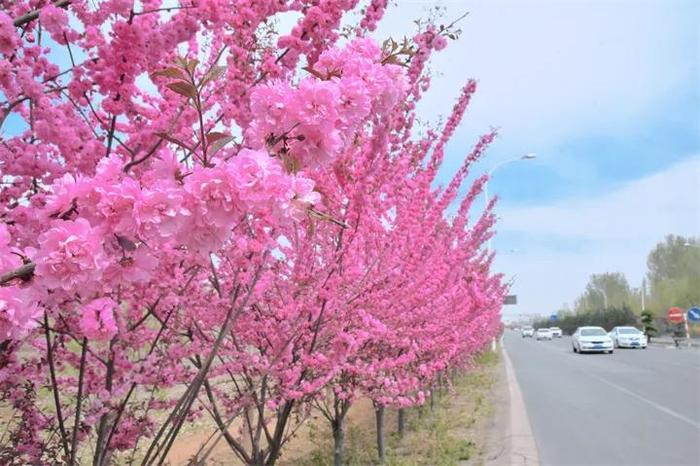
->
[1,1,504,465]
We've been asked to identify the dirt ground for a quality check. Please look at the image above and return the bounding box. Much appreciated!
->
[166,398,382,465]
[167,351,503,465]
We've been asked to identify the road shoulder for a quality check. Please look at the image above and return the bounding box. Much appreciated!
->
[483,344,540,466]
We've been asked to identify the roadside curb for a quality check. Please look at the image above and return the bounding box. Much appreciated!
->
[485,345,540,466]
[648,338,700,349]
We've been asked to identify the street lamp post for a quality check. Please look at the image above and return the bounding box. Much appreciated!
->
[484,153,536,251]
[484,153,535,352]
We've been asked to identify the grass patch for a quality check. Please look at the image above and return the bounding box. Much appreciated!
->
[290,350,499,466]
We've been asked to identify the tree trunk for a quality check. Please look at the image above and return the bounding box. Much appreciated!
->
[375,403,385,464]
[397,408,405,438]
[430,387,435,412]
[332,417,345,466]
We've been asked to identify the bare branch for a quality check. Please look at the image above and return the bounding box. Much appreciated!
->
[0,262,35,286]
[13,0,72,28]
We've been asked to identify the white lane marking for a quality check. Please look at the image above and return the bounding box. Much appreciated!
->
[587,373,700,430]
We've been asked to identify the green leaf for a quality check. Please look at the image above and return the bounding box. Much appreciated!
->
[206,132,231,144]
[186,59,199,75]
[166,82,197,99]
[201,66,226,86]
[150,67,187,81]
[209,136,236,156]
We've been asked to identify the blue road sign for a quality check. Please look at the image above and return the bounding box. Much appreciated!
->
[687,307,700,323]
[550,314,557,322]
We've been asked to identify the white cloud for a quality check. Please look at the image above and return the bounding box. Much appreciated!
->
[373,0,698,161]
[498,157,700,241]
[493,157,700,317]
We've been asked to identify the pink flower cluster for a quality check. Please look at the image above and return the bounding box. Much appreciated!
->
[0,12,18,55]
[22,147,322,297]
[79,297,119,341]
[33,218,107,293]
[0,287,39,342]
[247,38,408,168]
[39,4,70,43]
[0,226,40,342]
[0,1,503,464]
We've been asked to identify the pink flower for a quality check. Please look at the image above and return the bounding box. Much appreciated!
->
[433,35,448,51]
[134,188,191,241]
[95,178,142,237]
[34,218,106,292]
[287,176,321,220]
[40,4,69,42]
[290,78,340,127]
[102,246,159,285]
[0,12,19,55]
[0,224,22,273]
[229,149,289,208]
[185,166,240,227]
[0,287,40,342]
[249,81,293,128]
[142,151,183,188]
[292,125,343,167]
[346,38,382,62]
[337,78,372,127]
[80,297,118,341]
[44,173,92,218]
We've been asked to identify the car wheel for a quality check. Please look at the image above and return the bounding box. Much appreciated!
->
[608,350,613,354]
[573,345,578,353]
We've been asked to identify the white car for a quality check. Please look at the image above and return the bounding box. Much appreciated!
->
[549,327,563,338]
[572,326,614,354]
[535,328,553,340]
[521,326,534,338]
[609,326,647,349]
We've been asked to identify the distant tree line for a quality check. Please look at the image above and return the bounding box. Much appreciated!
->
[533,306,638,335]
[547,235,699,336]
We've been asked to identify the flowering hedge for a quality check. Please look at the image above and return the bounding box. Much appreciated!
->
[0,1,504,465]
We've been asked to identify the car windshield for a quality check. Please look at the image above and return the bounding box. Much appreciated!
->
[618,328,642,334]
[580,328,606,336]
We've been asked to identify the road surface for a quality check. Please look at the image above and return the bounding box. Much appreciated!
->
[504,331,700,466]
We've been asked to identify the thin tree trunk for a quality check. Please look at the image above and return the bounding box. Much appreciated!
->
[375,403,385,464]
[397,408,405,438]
[430,387,435,412]
[70,338,88,465]
[332,417,345,466]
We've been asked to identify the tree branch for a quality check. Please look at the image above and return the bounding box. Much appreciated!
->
[0,262,35,286]
[13,0,72,28]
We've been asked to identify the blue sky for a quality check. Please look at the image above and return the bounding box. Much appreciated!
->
[376,0,700,317]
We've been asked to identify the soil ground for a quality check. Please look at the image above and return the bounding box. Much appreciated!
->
[167,350,503,466]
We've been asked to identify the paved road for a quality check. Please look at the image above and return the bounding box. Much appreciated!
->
[503,331,700,466]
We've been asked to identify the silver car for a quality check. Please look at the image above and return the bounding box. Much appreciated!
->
[609,326,647,349]
[572,326,614,354]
